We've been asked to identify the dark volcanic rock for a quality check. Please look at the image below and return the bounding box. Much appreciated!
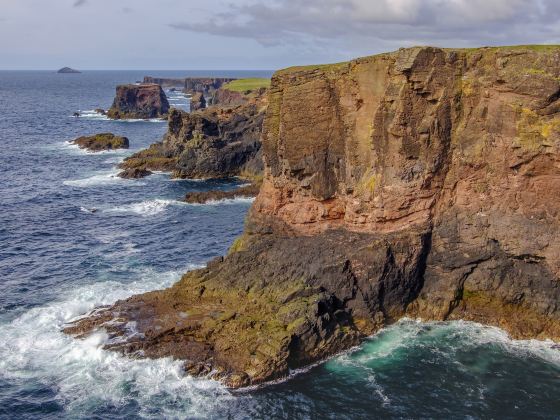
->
[118,168,153,179]
[184,183,260,204]
[66,46,560,388]
[119,102,265,179]
[143,76,186,87]
[71,133,128,152]
[189,92,206,112]
[57,67,80,74]
[183,78,236,95]
[107,84,169,120]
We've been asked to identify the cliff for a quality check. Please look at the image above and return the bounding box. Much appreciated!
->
[66,46,560,388]
[143,76,186,87]
[183,78,237,95]
[107,84,169,120]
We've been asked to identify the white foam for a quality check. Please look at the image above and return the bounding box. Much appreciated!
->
[72,110,166,123]
[105,199,186,217]
[0,266,235,418]
[63,170,128,187]
[188,197,255,206]
[56,142,129,160]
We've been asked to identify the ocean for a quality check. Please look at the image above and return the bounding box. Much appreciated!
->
[0,70,559,419]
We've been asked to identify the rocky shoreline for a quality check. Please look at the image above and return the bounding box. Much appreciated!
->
[66,46,560,388]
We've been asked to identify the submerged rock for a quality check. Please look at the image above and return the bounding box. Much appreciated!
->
[107,84,169,120]
[71,133,129,152]
[66,45,560,388]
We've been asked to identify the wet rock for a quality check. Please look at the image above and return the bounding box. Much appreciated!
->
[117,168,153,179]
[184,183,260,204]
[71,133,129,152]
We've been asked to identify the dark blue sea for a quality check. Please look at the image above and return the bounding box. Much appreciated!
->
[0,70,559,419]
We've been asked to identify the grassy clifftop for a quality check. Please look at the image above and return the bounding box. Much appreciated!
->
[223,78,271,92]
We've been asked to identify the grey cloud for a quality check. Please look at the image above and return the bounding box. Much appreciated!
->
[73,0,87,7]
[170,0,560,49]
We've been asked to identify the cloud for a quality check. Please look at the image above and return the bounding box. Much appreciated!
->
[73,0,87,7]
[170,0,560,49]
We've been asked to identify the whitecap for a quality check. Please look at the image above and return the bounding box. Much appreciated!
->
[105,199,186,217]
[0,265,233,418]
[72,109,166,123]
[63,170,127,187]
[188,197,256,206]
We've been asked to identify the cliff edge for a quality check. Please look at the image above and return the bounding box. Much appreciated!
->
[65,46,560,388]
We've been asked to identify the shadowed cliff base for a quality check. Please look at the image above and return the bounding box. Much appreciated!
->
[66,45,560,388]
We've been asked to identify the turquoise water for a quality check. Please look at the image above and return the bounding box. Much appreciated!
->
[0,71,559,419]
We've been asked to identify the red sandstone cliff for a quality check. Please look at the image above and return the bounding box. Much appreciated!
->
[66,46,560,388]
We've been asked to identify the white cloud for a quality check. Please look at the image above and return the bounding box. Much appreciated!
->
[171,0,560,49]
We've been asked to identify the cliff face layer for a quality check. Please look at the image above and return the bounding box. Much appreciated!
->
[107,84,169,120]
[66,46,560,387]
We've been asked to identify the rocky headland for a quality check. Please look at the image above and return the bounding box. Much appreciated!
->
[117,85,267,180]
[183,78,237,96]
[66,46,560,388]
[107,83,169,120]
[71,133,129,152]
[143,76,187,87]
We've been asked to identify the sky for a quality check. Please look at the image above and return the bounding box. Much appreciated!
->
[0,0,559,70]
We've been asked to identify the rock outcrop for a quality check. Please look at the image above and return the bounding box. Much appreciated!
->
[57,67,80,74]
[107,84,169,120]
[184,182,260,204]
[118,100,266,179]
[66,46,560,388]
[143,76,186,87]
[183,78,236,95]
[189,92,206,112]
[71,133,128,152]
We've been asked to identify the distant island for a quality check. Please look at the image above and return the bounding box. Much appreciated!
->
[57,67,81,74]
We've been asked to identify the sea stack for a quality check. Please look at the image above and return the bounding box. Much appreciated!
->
[107,83,169,120]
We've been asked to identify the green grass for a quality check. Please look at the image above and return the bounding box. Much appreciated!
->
[223,78,271,92]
